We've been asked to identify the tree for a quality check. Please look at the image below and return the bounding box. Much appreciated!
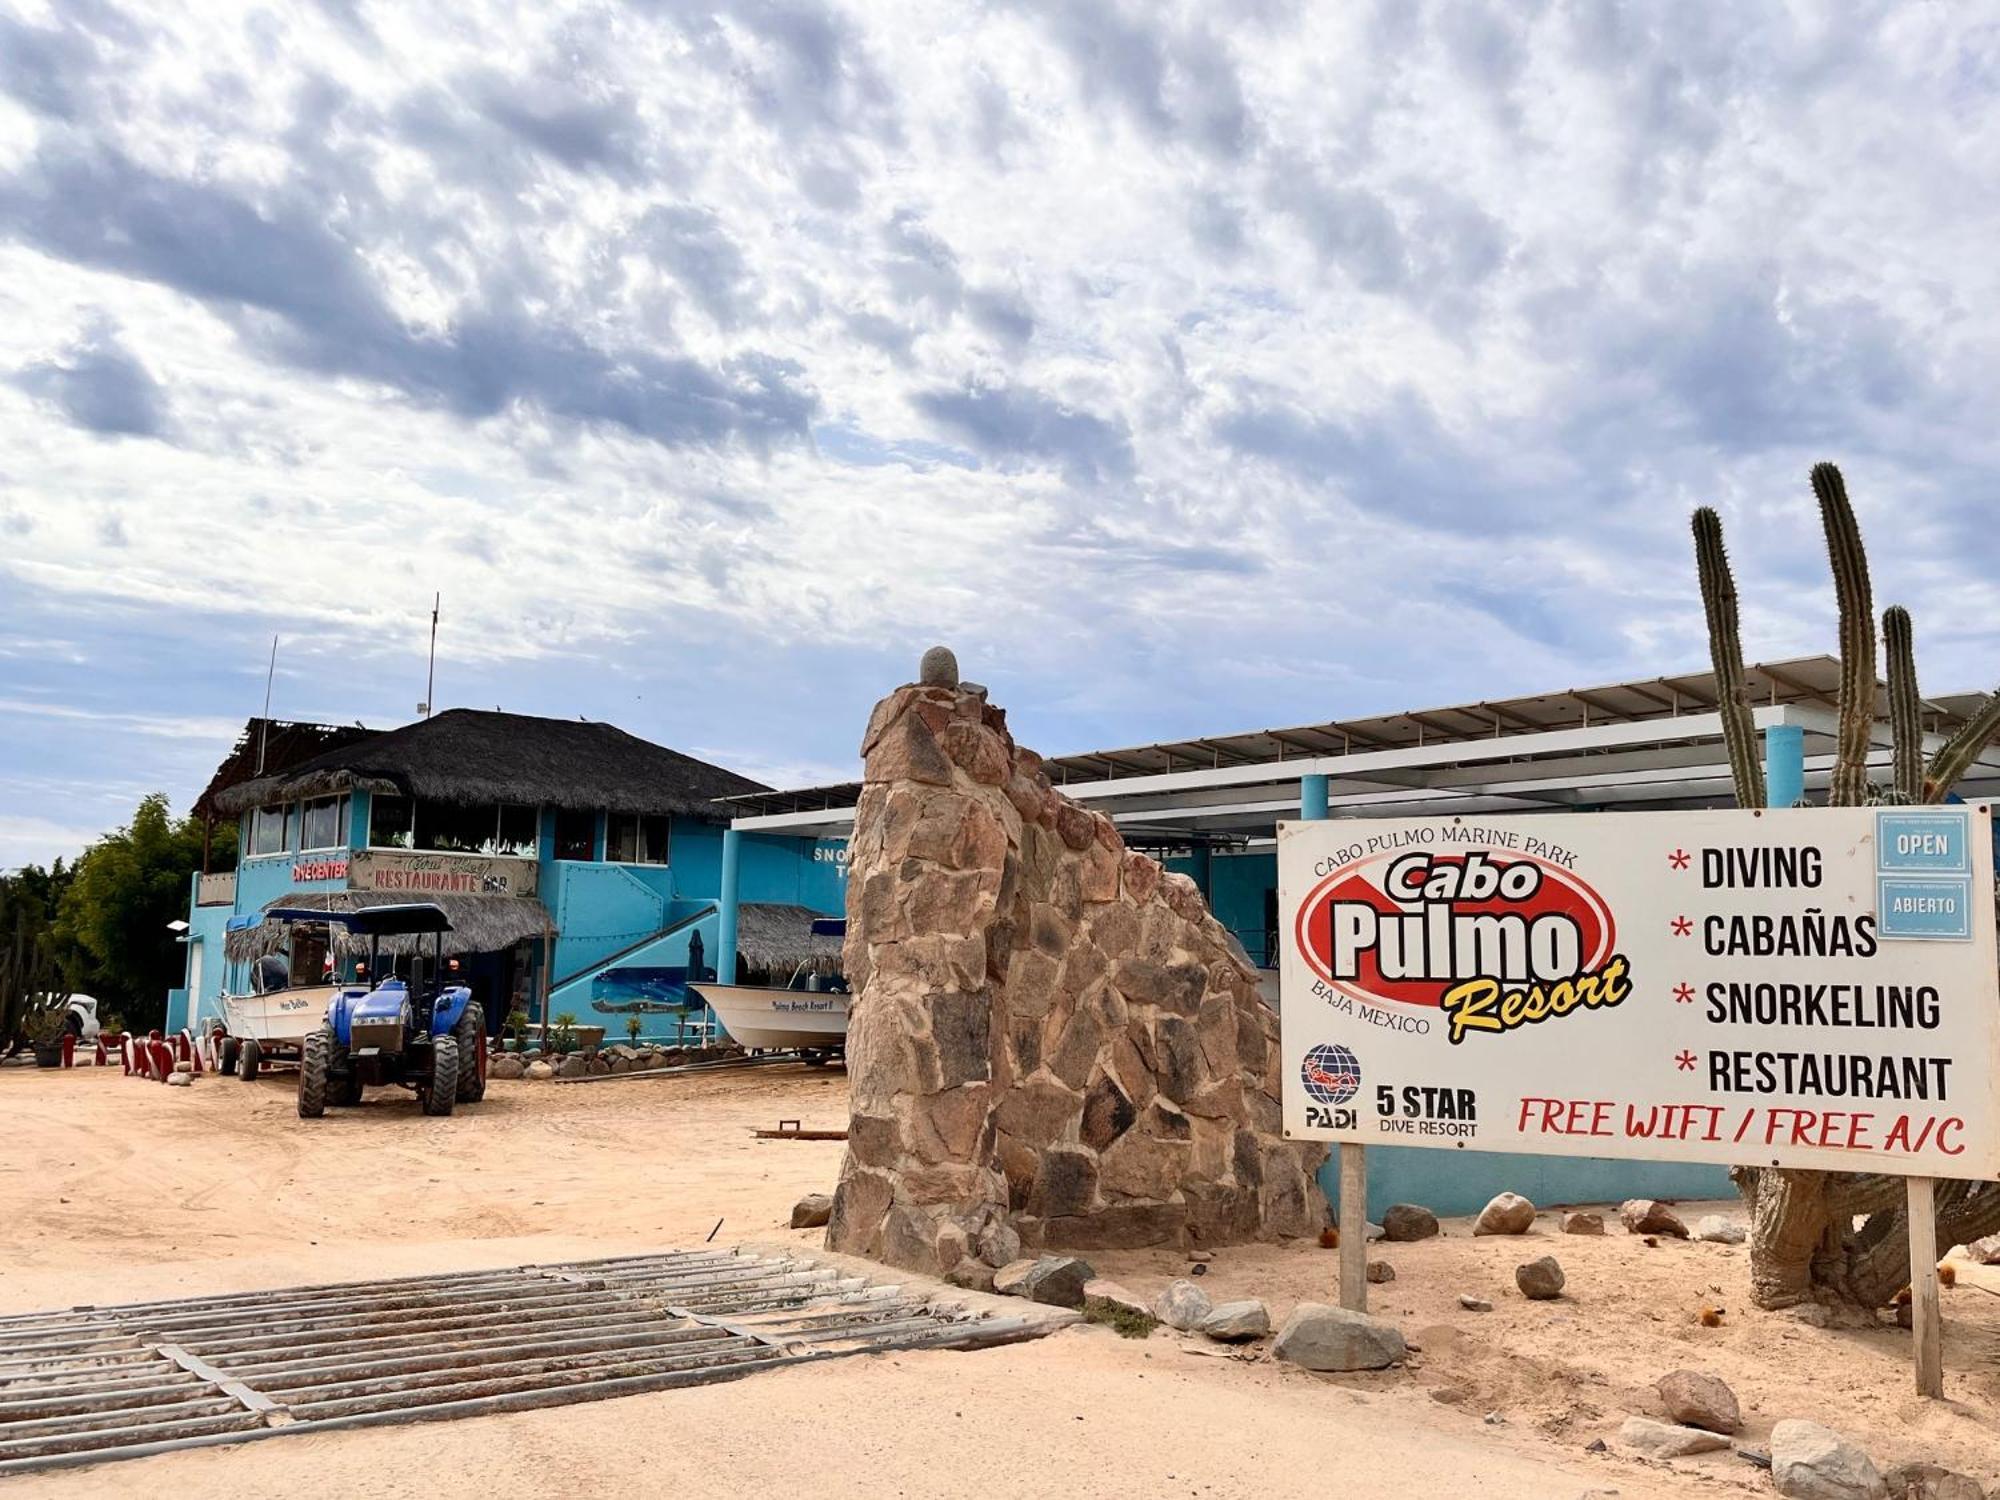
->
[1693,464,2000,1310]
[52,795,223,1034]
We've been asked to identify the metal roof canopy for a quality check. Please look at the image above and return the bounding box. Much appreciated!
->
[723,655,2000,844]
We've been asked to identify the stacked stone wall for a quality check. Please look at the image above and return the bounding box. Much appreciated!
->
[826,660,1327,1276]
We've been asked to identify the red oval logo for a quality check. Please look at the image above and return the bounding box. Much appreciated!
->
[1295,847,1616,1009]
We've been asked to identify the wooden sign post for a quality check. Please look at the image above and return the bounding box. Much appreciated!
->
[1907,1177,1943,1398]
[1338,1143,1368,1312]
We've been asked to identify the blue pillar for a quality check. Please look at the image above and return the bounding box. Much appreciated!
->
[1300,773,1329,822]
[716,827,742,984]
[1765,724,1805,809]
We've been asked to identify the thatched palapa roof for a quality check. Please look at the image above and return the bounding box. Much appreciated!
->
[193,718,378,823]
[212,709,769,820]
[734,903,842,979]
[224,891,556,962]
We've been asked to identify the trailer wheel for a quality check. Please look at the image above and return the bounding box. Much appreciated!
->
[421,1035,458,1117]
[454,1002,486,1102]
[220,1037,240,1076]
[298,1028,330,1118]
[237,1038,261,1082]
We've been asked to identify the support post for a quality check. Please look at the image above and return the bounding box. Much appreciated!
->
[1300,772,1364,1310]
[1907,1176,1943,1398]
[1765,723,1806,809]
[717,827,742,986]
[1189,842,1213,901]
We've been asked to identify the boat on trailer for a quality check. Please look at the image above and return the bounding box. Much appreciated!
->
[691,916,848,1059]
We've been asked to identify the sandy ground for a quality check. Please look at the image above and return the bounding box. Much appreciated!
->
[3,1063,1996,1499]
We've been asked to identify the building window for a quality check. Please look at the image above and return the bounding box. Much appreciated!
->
[283,802,301,851]
[369,795,413,849]
[495,804,538,858]
[414,800,498,854]
[249,805,289,857]
[607,813,669,865]
[554,808,596,861]
[300,795,348,852]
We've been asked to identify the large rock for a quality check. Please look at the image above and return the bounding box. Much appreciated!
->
[1693,1215,1747,1245]
[488,1054,526,1080]
[1515,1255,1565,1300]
[1620,1199,1689,1238]
[1883,1463,1985,1500]
[992,1259,1037,1297]
[790,1193,833,1229]
[523,1060,554,1081]
[1272,1303,1406,1371]
[1019,1255,1095,1308]
[165,1070,192,1087]
[1473,1192,1536,1235]
[1617,1416,1732,1458]
[1380,1203,1439,1242]
[1770,1420,1888,1500]
[1199,1300,1270,1342]
[1561,1210,1605,1235]
[1656,1369,1741,1434]
[1155,1278,1213,1331]
[1961,1233,2000,1265]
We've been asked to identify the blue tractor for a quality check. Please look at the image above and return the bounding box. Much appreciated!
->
[279,903,488,1119]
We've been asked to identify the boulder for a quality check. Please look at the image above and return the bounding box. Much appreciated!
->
[1082,1278,1153,1321]
[1770,1420,1888,1500]
[1694,1215,1747,1245]
[944,1262,996,1294]
[554,1054,589,1079]
[1020,1255,1095,1308]
[1474,1192,1536,1236]
[1961,1233,2000,1266]
[1561,1210,1605,1236]
[1618,1416,1732,1458]
[977,1220,1023,1268]
[1656,1369,1741,1434]
[992,1259,1038,1297]
[524,1060,554,1081]
[1272,1303,1407,1371]
[1155,1278,1213,1331]
[1883,1463,1985,1500]
[1365,1260,1396,1284]
[1199,1300,1270,1342]
[165,1070,192,1087]
[1515,1256,1566,1300]
[1380,1203,1440,1242]
[789,1193,833,1229]
[1620,1199,1689,1238]
[488,1054,526,1080]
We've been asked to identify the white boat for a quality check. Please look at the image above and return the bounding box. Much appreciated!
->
[219,983,341,1046]
[691,983,848,1052]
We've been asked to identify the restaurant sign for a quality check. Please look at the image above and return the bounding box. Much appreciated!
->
[347,849,539,899]
[1278,807,2000,1177]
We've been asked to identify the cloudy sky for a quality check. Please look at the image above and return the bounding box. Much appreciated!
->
[4,0,2000,869]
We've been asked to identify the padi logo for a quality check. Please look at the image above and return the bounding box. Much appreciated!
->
[1301,1042,1361,1130]
[1295,847,1633,1045]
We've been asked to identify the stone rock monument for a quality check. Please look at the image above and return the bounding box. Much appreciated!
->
[826,650,1327,1276]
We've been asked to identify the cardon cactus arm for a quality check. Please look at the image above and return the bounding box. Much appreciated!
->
[1813,463,1876,808]
[1883,606,1923,802]
[1923,687,2000,802]
[1693,507,1765,809]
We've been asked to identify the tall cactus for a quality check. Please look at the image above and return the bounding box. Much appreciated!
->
[1923,686,2000,802]
[1813,463,1875,806]
[1692,508,1764,808]
[1883,606,1922,802]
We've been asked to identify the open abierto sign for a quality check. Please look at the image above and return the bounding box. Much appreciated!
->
[1277,806,2000,1179]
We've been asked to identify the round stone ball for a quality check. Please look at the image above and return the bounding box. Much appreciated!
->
[919,645,960,688]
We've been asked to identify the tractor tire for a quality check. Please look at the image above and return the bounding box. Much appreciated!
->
[421,1035,458,1117]
[237,1038,261,1082]
[298,1027,330,1118]
[333,1057,363,1107]
[220,1037,240,1076]
[454,1002,486,1103]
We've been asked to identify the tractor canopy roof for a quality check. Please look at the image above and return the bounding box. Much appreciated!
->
[262,902,455,937]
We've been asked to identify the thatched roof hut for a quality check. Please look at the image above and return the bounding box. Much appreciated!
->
[734,903,842,980]
[212,709,769,819]
[224,892,556,962]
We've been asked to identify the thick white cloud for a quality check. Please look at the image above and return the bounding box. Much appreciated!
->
[3,0,2000,867]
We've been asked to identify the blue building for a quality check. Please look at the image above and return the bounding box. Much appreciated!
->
[170,710,846,1038]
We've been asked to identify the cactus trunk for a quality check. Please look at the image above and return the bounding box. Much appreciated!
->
[1883,606,1922,801]
[1692,507,1764,809]
[1923,687,2000,802]
[1813,463,1875,807]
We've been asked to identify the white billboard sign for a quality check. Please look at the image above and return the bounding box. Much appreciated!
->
[1278,807,2000,1178]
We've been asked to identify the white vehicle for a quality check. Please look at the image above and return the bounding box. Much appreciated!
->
[54,994,102,1042]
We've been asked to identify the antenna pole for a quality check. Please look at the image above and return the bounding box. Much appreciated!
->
[425,593,439,718]
[256,634,278,774]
